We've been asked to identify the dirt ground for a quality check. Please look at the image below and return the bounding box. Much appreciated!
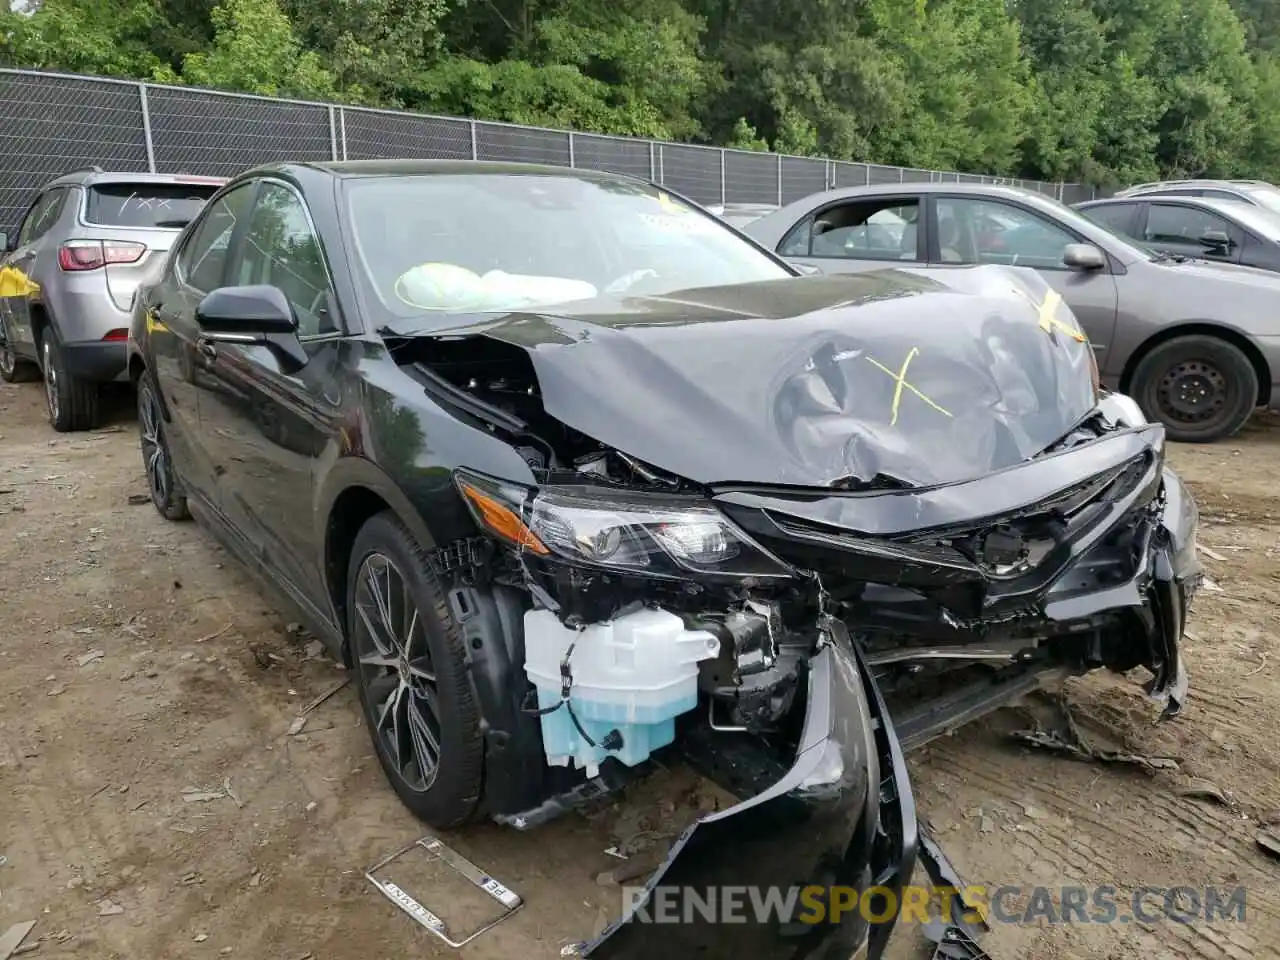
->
[2,377,1279,960]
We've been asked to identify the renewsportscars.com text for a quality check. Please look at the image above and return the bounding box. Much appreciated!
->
[618,884,1248,926]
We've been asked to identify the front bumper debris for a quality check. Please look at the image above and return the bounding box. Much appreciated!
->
[582,623,916,960]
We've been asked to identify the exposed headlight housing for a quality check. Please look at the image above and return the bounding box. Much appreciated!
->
[455,471,795,582]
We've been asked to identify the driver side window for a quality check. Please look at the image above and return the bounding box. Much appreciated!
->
[232,183,337,338]
[934,197,1078,270]
[177,184,255,293]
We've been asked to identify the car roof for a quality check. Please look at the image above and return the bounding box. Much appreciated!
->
[776,181,1052,201]
[1080,195,1256,216]
[44,168,227,189]
[250,159,646,183]
[1115,181,1274,198]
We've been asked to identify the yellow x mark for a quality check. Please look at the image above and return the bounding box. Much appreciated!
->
[1015,287,1087,342]
[865,347,953,426]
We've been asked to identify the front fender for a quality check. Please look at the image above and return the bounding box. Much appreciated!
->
[314,454,440,565]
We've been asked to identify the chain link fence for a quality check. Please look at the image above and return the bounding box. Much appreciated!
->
[0,67,1099,235]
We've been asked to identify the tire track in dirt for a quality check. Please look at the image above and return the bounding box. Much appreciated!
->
[923,739,1280,959]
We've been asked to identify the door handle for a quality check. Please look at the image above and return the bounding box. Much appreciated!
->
[197,338,217,362]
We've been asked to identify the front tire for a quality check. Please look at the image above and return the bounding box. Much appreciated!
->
[41,328,99,432]
[137,370,190,521]
[1130,335,1257,443]
[347,512,485,828]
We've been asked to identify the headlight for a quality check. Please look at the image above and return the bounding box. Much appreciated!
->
[455,471,795,582]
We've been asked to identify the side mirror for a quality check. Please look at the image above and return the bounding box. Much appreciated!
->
[196,285,307,371]
[792,262,823,276]
[1199,229,1232,251]
[1063,243,1106,271]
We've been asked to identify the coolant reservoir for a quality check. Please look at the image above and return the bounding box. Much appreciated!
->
[523,608,720,777]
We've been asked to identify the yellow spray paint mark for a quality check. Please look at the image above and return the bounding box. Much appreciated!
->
[145,308,168,334]
[0,266,40,298]
[865,347,953,426]
[656,191,688,216]
[1015,287,1087,342]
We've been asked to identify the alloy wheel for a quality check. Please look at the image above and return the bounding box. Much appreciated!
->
[353,552,443,792]
[139,381,169,504]
[42,339,59,423]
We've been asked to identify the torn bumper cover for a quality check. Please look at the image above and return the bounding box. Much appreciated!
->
[714,420,1199,721]
[584,624,916,960]
[576,419,1198,960]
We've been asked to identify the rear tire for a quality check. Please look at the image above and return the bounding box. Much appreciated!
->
[0,320,37,383]
[40,327,99,432]
[137,369,190,521]
[1130,335,1257,443]
[347,511,485,828]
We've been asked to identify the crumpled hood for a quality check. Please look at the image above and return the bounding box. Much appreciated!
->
[420,267,1098,488]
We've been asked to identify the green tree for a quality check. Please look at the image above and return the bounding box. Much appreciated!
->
[2,0,1280,186]
[173,0,336,98]
[0,0,163,77]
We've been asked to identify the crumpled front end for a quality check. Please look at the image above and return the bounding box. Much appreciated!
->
[711,395,1199,735]
[403,307,1198,959]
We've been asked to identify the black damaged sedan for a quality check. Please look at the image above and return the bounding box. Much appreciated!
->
[127,160,1200,959]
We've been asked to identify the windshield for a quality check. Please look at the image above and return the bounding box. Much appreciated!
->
[343,173,792,327]
[1208,199,1280,241]
[1240,187,1280,216]
[1029,192,1158,262]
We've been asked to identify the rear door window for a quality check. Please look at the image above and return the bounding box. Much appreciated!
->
[1081,203,1140,239]
[85,183,221,229]
[781,199,920,260]
[17,189,67,246]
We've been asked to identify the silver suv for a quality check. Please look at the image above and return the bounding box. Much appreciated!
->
[1113,178,1280,214]
[0,168,225,431]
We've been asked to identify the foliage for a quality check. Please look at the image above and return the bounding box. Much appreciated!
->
[3,0,1280,186]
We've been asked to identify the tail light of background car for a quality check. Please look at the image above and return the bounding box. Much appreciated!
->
[58,240,146,272]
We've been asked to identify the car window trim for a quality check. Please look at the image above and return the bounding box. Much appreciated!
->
[780,194,924,262]
[929,193,1108,273]
[235,176,347,341]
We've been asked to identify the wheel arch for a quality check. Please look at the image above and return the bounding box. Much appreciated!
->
[29,301,51,353]
[317,457,439,662]
[1119,322,1271,407]
[127,350,146,383]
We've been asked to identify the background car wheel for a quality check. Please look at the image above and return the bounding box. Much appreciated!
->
[1130,335,1257,443]
[0,326,38,383]
[40,328,99,432]
[137,370,190,521]
[347,511,485,828]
